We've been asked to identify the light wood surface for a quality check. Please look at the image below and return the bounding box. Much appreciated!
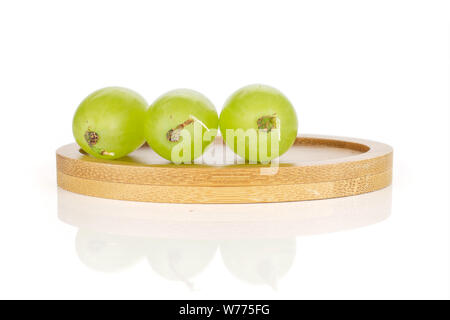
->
[56,135,393,203]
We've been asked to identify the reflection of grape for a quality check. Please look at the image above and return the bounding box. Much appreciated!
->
[144,89,219,163]
[220,239,296,288]
[220,84,298,162]
[75,229,143,273]
[146,239,218,288]
[72,87,148,159]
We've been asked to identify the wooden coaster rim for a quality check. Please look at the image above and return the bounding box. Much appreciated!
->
[56,135,393,188]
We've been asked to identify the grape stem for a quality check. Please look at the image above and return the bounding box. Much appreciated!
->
[166,115,209,142]
[166,119,194,142]
[84,128,115,157]
[100,150,115,156]
[257,114,277,132]
[84,129,99,146]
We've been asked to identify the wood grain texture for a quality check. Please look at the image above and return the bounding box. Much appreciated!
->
[56,135,393,203]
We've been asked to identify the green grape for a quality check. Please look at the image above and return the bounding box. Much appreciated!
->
[219,84,298,163]
[144,89,219,164]
[72,87,148,160]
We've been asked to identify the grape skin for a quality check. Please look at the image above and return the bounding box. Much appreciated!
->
[72,87,148,160]
[144,89,219,163]
[219,84,298,163]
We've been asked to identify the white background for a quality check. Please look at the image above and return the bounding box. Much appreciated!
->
[0,0,448,300]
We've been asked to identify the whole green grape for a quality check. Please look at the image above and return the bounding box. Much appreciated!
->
[72,87,148,160]
[144,89,219,163]
[219,84,298,163]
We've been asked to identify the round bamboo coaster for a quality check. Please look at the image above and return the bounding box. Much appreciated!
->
[56,134,393,203]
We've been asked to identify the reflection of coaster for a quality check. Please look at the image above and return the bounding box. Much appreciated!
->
[56,135,393,203]
[58,186,392,240]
